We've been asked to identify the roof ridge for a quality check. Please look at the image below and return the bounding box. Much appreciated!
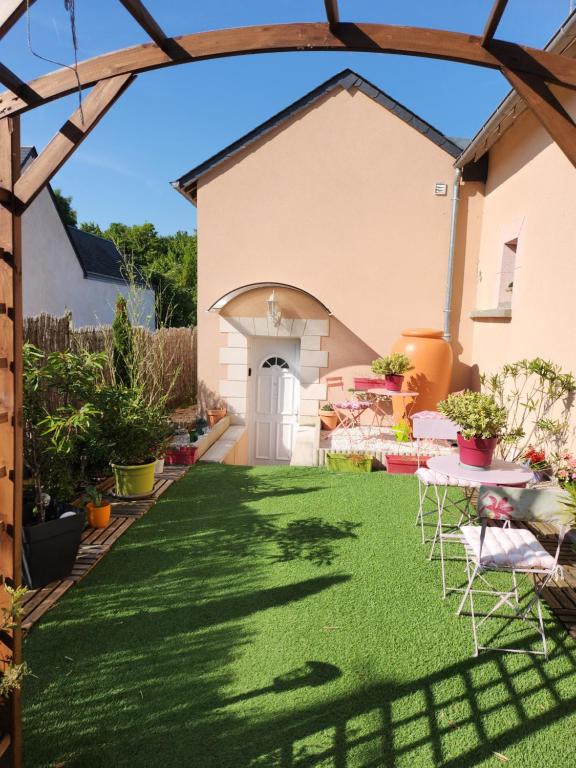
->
[172,69,461,203]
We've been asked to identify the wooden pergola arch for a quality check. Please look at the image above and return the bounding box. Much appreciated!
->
[1,1,575,764]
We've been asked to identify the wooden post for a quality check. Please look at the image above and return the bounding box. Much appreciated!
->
[0,114,23,768]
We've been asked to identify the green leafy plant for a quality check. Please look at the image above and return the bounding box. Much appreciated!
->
[371,353,413,377]
[0,585,29,698]
[392,419,411,443]
[481,358,576,461]
[88,385,173,467]
[24,343,105,518]
[437,391,507,440]
[320,403,334,412]
[80,485,109,509]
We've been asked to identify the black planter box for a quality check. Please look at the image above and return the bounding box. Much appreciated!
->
[23,509,86,589]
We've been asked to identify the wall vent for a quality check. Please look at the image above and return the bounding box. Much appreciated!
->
[434,182,448,196]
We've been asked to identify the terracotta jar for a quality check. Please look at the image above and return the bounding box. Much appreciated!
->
[391,329,453,416]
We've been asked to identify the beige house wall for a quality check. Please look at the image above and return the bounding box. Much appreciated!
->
[196,84,479,418]
[468,88,576,444]
[469,90,576,378]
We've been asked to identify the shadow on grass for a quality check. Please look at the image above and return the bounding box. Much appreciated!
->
[255,517,361,566]
[22,465,576,767]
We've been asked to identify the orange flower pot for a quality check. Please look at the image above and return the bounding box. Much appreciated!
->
[319,410,338,431]
[86,501,111,529]
[207,408,227,427]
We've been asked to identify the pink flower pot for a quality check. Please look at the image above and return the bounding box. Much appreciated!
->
[457,434,498,469]
[384,374,404,392]
[353,377,386,391]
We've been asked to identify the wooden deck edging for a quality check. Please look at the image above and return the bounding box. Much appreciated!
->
[21,466,189,634]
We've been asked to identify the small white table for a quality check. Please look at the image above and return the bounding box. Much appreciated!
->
[427,455,533,487]
[426,454,533,600]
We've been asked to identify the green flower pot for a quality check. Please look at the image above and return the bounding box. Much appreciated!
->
[326,453,372,473]
[111,460,156,498]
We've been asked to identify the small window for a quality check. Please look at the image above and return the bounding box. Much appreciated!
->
[497,239,517,308]
[262,357,289,370]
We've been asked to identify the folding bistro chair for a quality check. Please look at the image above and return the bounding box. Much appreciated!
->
[326,376,371,448]
[457,485,574,658]
[413,411,477,546]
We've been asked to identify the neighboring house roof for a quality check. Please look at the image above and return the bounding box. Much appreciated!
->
[173,68,464,204]
[66,226,142,285]
[20,146,36,168]
[20,145,146,288]
[457,9,576,169]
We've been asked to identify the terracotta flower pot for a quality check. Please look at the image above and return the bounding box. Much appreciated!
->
[384,374,404,391]
[207,408,226,427]
[319,410,338,431]
[86,501,111,529]
[457,434,498,469]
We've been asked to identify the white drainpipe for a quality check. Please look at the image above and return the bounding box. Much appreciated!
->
[443,167,462,342]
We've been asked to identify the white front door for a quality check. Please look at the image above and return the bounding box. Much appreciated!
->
[249,338,299,465]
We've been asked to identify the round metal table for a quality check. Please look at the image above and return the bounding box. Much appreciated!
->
[366,388,418,431]
[427,454,533,487]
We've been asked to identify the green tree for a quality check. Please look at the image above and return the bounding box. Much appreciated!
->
[73,207,197,326]
[79,221,104,237]
[53,188,77,227]
[112,295,134,387]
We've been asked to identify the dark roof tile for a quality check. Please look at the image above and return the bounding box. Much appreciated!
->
[66,226,139,284]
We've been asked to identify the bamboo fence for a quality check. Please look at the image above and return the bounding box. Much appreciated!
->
[24,314,197,408]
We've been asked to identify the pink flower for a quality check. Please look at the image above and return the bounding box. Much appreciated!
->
[482,494,514,520]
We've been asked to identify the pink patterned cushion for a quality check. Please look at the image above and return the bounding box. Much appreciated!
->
[416,467,480,488]
[461,525,556,570]
[332,401,371,410]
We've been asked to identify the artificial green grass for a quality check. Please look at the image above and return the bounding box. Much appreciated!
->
[23,465,576,767]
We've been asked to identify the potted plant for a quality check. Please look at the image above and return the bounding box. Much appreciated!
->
[80,485,112,529]
[521,446,552,482]
[91,385,170,498]
[23,344,101,588]
[550,451,576,489]
[319,403,338,431]
[438,391,507,468]
[207,407,227,427]
[326,452,373,473]
[153,420,177,475]
[371,353,413,391]
[195,417,209,436]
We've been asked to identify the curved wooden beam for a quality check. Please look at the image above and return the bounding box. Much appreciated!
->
[14,74,135,210]
[0,0,37,40]
[1,22,576,117]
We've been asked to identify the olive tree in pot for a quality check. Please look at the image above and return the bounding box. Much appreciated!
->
[23,344,105,588]
[90,385,172,498]
[371,353,413,392]
[438,391,508,469]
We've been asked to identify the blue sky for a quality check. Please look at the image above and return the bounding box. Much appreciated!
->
[1,0,571,234]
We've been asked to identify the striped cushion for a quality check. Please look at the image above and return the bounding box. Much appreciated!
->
[416,467,480,488]
[461,525,556,571]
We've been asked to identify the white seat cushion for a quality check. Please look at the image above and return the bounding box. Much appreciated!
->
[416,467,480,488]
[461,525,556,571]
